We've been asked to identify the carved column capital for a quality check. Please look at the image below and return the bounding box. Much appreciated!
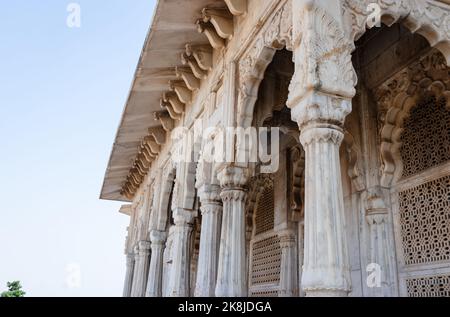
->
[278,230,297,249]
[300,125,345,147]
[137,240,151,255]
[172,208,196,227]
[149,230,167,246]
[217,165,250,190]
[290,92,352,131]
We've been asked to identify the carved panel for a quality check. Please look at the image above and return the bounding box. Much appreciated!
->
[400,97,450,178]
[399,175,450,266]
[250,235,281,286]
[406,274,450,297]
[254,186,275,235]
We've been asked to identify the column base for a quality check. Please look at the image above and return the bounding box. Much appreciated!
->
[305,289,349,297]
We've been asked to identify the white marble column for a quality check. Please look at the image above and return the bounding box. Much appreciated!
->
[167,208,195,297]
[130,241,151,297]
[146,230,167,297]
[278,230,298,297]
[123,253,135,297]
[215,166,249,297]
[289,93,352,297]
[195,185,222,297]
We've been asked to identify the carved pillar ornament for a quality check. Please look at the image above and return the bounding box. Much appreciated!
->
[146,230,167,297]
[131,240,151,297]
[287,0,355,297]
[123,253,135,297]
[215,166,250,297]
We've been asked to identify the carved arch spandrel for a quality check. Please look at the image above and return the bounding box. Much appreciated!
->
[374,50,450,187]
[343,0,450,65]
[237,0,293,129]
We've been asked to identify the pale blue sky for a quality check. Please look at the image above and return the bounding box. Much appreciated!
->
[0,0,156,296]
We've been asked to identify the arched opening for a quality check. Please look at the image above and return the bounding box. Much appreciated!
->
[352,22,450,297]
[246,48,302,297]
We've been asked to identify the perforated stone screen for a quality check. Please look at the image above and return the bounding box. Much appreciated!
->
[250,235,281,286]
[399,175,450,265]
[249,289,279,297]
[255,187,274,235]
[406,275,450,297]
[400,97,450,178]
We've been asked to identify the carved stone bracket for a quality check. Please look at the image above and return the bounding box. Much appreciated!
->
[197,20,226,50]
[185,44,213,71]
[176,67,200,91]
[202,8,234,40]
[154,111,174,132]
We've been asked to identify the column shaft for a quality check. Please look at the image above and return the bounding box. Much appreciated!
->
[216,166,249,297]
[146,230,167,297]
[131,241,151,297]
[278,231,298,297]
[195,196,222,297]
[123,253,135,297]
[300,124,351,297]
[167,209,194,297]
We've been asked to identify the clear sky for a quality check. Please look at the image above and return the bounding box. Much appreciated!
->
[0,0,156,296]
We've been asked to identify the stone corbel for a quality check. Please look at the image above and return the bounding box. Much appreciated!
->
[134,162,147,177]
[163,92,185,115]
[196,20,225,50]
[185,44,212,71]
[122,185,134,200]
[154,111,174,132]
[138,152,151,169]
[160,99,181,121]
[175,67,200,91]
[169,80,192,104]
[136,158,150,173]
[143,136,161,156]
[130,169,143,184]
[224,0,247,16]
[140,145,155,163]
[148,127,167,146]
[181,52,208,80]
[202,8,234,40]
